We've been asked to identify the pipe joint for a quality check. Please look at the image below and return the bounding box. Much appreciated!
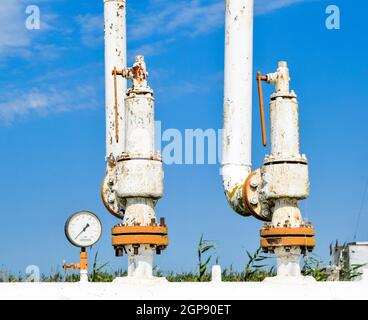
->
[266,61,291,94]
[117,55,152,95]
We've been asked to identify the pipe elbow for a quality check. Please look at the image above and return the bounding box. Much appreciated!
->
[222,164,252,217]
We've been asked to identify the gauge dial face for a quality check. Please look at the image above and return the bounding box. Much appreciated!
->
[65,211,102,248]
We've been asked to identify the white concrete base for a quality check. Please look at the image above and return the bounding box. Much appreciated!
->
[0,280,368,300]
[113,276,168,285]
[263,275,316,284]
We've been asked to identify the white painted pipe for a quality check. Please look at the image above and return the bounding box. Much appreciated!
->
[104,0,127,159]
[79,270,89,283]
[274,247,303,278]
[124,93,155,157]
[267,62,300,161]
[127,247,154,278]
[222,0,254,215]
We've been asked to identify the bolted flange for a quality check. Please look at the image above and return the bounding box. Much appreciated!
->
[112,219,169,257]
[101,159,126,220]
[242,169,272,222]
[260,224,315,254]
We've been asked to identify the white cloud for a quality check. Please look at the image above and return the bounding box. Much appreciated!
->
[0,0,62,59]
[156,70,223,99]
[130,0,315,40]
[130,0,223,41]
[0,0,31,52]
[75,14,104,48]
[0,84,101,123]
[73,0,315,53]
[0,0,314,56]
[129,38,175,59]
[0,0,314,123]
[0,64,104,123]
[1,85,99,123]
[255,0,312,15]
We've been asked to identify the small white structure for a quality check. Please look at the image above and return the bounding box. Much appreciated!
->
[334,242,368,279]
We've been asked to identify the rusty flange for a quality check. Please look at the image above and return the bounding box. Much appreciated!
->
[112,220,169,256]
[243,169,272,222]
[101,174,125,220]
[260,225,315,253]
[101,158,126,220]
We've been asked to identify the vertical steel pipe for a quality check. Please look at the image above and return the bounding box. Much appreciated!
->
[104,0,127,159]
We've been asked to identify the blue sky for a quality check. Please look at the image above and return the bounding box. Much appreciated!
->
[0,0,367,276]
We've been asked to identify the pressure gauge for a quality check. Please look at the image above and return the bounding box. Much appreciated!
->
[65,211,102,248]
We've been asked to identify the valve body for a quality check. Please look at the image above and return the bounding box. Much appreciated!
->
[102,56,168,279]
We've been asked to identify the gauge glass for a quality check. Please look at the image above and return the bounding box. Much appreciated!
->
[65,211,102,248]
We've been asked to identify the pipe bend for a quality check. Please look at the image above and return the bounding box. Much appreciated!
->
[222,163,252,216]
[222,0,254,216]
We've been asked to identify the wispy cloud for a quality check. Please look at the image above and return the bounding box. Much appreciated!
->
[130,0,315,40]
[73,0,224,51]
[0,83,102,123]
[0,64,104,123]
[0,0,62,60]
[75,0,314,52]
[0,83,101,124]
[129,38,175,59]
[130,0,224,41]
[0,0,314,123]
[155,70,223,100]
[0,0,314,57]
[75,14,104,48]
[255,0,313,15]
[0,0,31,53]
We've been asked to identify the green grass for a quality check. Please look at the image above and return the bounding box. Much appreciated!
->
[0,238,364,283]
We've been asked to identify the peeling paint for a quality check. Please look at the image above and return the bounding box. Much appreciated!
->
[222,0,254,217]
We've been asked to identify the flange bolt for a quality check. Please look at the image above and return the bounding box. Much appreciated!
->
[250,197,259,206]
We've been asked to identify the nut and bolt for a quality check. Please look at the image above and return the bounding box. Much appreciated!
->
[108,195,115,204]
[250,197,259,206]
[160,217,166,227]
[250,178,259,188]
[115,248,124,257]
